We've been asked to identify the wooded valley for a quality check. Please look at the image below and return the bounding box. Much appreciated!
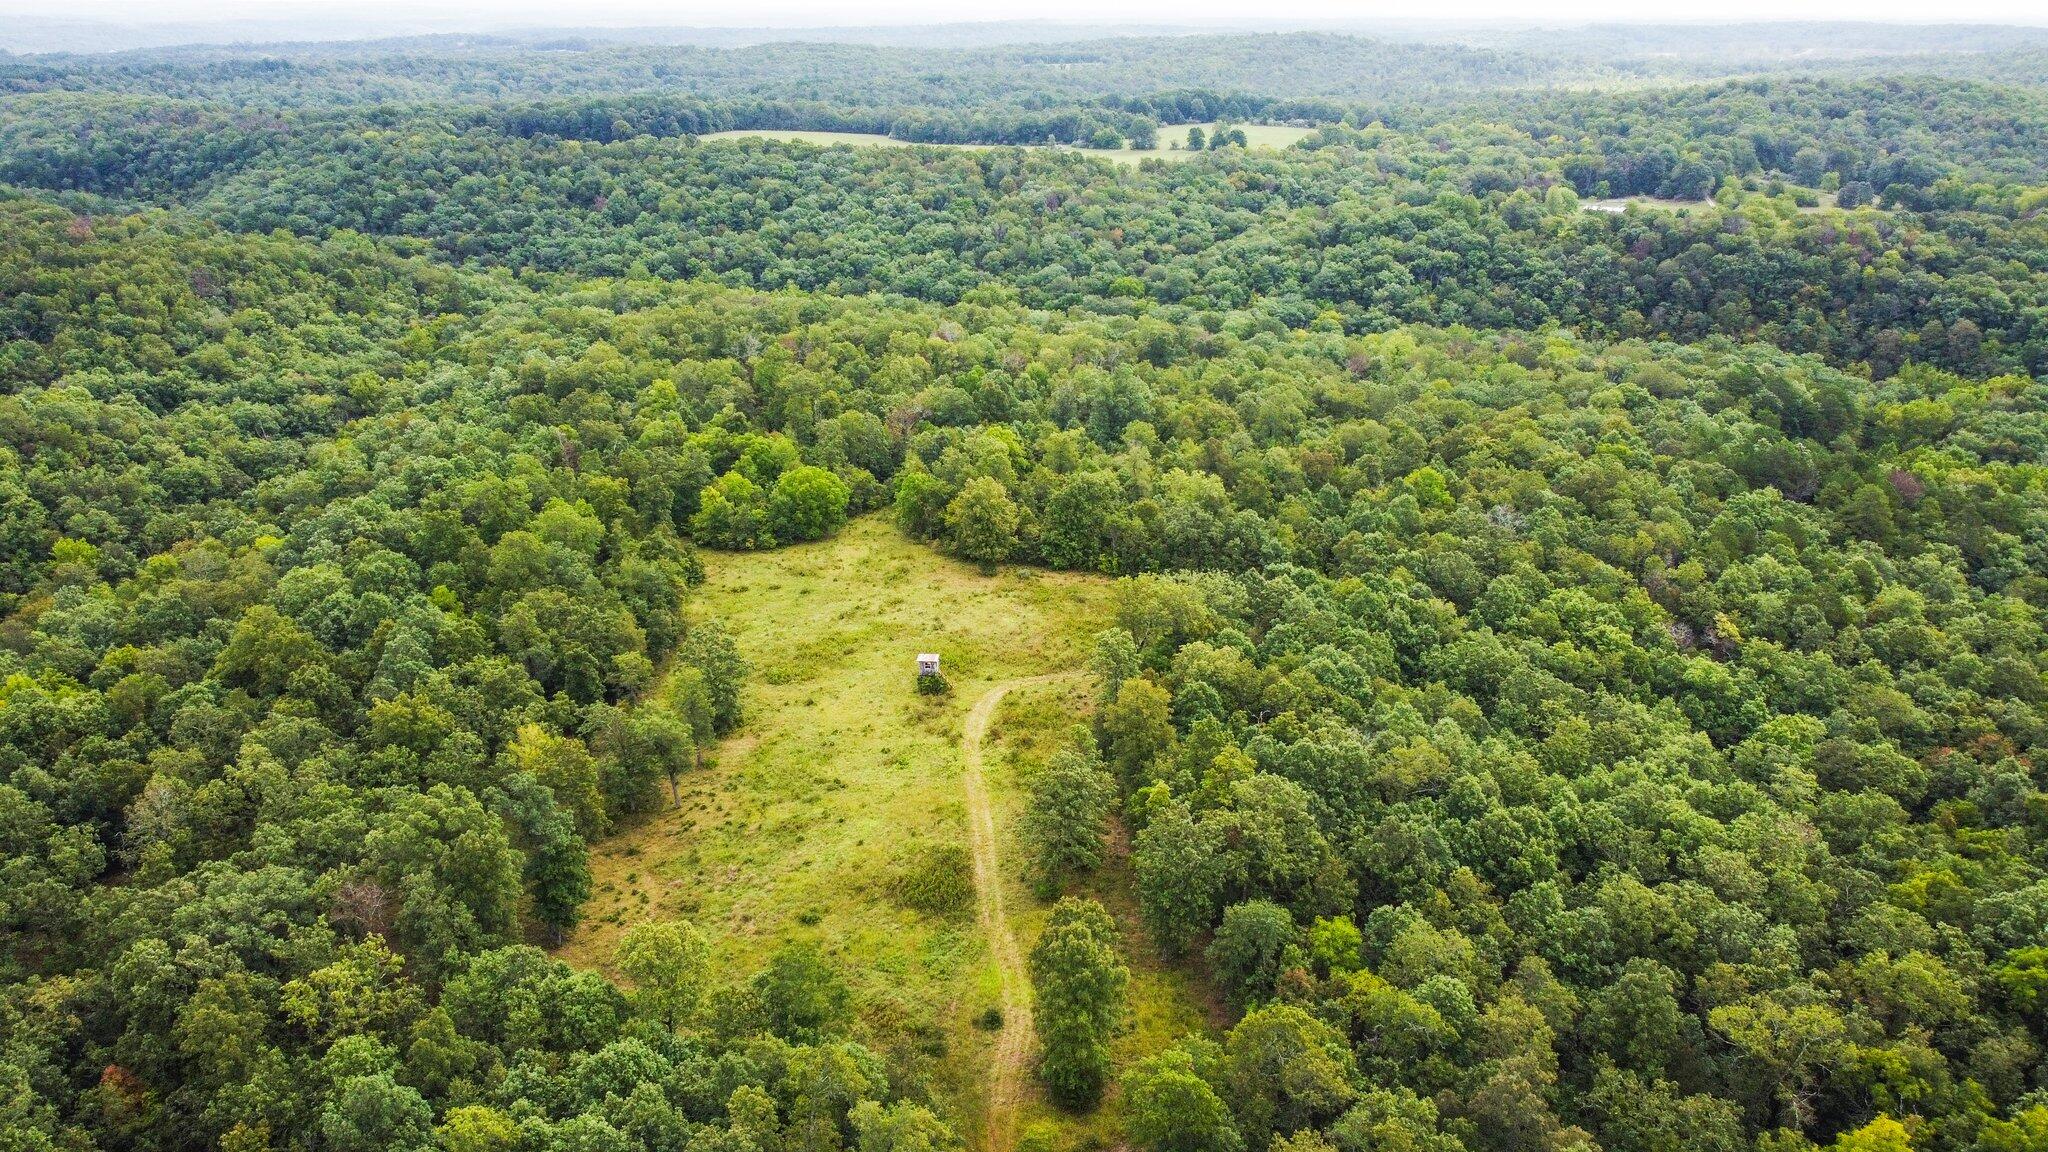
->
[3,20,2048,1152]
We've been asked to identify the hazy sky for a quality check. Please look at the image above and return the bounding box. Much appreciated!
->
[8,0,2048,28]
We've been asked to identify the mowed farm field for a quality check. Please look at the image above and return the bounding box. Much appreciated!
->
[699,121,1313,163]
[555,516,1214,1145]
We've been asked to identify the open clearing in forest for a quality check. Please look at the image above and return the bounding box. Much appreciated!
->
[700,121,1313,164]
[1582,187,1865,214]
[556,516,1214,1148]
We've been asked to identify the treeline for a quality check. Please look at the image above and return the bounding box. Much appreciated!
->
[7,102,2042,377]
[0,33,1615,110]
[1399,77,2048,198]
[9,69,2048,182]
[7,27,2042,117]
[474,95,1183,150]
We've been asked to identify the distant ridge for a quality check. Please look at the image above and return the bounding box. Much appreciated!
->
[4,13,2046,57]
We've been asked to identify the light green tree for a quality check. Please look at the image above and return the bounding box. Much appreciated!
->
[768,464,851,543]
[615,919,711,1030]
[945,476,1020,569]
[1123,1044,1242,1152]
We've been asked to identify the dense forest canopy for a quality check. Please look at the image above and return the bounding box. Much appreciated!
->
[3,18,2048,1152]
[4,74,2047,380]
[0,34,1583,106]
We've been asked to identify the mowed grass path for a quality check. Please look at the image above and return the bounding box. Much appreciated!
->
[556,516,1214,1145]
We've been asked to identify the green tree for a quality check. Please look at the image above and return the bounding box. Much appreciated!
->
[784,1043,885,1152]
[1123,1044,1243,1152]
[1089,628,1142,709]
[213,605,326,697]
[437,1106,520,1152]
[769,465,852,543]
[1022,736,1116,895]
[1579,958,1683,1075]
[615,919,711,1030]
[754,942,851,1043]
[661,665,719,770]
[1708,994,1849,1131]
[1134,799,1226,955]
[507,723,607,837]
[320,1073,434,1152]
[693,471,774,549]
[1305,917,1362,977]
[1206,901,1299,1008]
[677,620,747,735]
[1042,471,1123,570]
[1222,1005,1357,1151]
[893,464,952,542]
[491,772,592,943]
[1101,677,1176,790]
[850,1099,957,1152]
[1029,898,1130,1108]
[944,476,1020,569]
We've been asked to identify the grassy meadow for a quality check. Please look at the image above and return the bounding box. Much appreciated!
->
[556,516,1214,1144]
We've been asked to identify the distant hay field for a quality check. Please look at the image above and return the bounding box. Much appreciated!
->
[699,121,1314,164]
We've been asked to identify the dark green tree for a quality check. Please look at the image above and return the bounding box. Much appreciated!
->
[1028,898,1130,1109]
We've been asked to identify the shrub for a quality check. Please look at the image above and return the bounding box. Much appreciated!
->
[889,843,974,917]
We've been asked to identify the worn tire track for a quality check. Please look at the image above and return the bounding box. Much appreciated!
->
[961,673,1068,1152]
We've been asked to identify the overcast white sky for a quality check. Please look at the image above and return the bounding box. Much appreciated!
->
[7,0,2048,28]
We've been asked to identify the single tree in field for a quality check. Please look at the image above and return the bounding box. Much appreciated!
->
[628,709,697,811]
[1021,733,1116,896]
[1186,126,1206,151]
[678,620,746,735]
[662,664,717,774]
[1029,897,1129,1109]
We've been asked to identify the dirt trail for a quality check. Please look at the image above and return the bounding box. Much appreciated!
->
[960,673,1067,1152]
